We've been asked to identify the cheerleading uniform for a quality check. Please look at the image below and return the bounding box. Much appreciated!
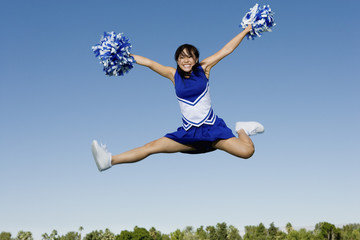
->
[165,65,235,153]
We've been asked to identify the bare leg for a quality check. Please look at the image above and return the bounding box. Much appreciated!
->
[213,129,255,159]
[111,137,195,165]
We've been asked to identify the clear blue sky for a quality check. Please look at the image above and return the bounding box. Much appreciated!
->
[1,0,359,238]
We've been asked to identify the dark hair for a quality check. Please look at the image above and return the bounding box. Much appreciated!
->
[174,44,200,78]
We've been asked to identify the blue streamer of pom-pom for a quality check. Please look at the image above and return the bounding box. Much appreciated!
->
[240,4,275,40]
[92,31,136,76]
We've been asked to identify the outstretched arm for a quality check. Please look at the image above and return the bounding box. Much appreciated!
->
[131,54,176,84]
[200,25,252,77]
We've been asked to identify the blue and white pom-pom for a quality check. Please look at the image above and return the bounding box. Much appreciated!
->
[92,31,135,76]
[240,4,275,40]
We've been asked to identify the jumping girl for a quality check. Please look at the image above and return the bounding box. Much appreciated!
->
[92,24,264,172]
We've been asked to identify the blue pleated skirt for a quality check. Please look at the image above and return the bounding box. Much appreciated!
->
[164,116,235,154]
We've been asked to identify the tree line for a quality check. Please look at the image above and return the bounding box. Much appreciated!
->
[1,222,359,240]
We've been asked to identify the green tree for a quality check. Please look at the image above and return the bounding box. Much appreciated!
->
[340,224,360,240]
[277,231,287,240]
[170,229,184,240]
[58,231,81,240]
[256,223,267,240]
[206,226,216,240]
[243,223,267,240]
[301,228,315,240]
[42,233,50,240]
[286,228,299,240]
[16,231,33,240]
[132,226,151,240]
[216,222,228,240]
[84,230,104,240]
[116,230,133,240]
[149,227,157,239]
[161,234,171,240]
[79,226,84,240]
[288,228,315,240]
[183,226,196,240]
[0,232,12,240]
[353,228,360,240]
[314,222,340,240]
[268,222,279,240]
[195,226,207,240]
[149,227,162,240]
[288,228,312,240]
[243,226,257,240]
[285,223,293,234]
[42,230,59,240]
[102,229,116,240]
[228,225,242,240]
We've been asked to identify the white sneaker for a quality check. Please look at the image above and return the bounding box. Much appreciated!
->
[235,121,265,136]
[91,140,112,172]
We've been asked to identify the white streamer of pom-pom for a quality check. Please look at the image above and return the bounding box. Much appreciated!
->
[92,32,135,76]
[241,4,275,40]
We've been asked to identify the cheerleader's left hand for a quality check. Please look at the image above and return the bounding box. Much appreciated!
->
[244,24,252,33]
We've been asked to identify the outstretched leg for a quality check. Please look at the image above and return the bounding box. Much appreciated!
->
[111,137,195,165]
[213,129,255,159]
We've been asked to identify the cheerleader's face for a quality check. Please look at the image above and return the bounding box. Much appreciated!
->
[177,49,198,73]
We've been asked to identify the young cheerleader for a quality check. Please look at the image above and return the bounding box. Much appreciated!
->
[92,25,264,171]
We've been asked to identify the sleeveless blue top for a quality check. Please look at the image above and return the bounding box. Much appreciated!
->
[174,65,216,131]
[164,65,235,153]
